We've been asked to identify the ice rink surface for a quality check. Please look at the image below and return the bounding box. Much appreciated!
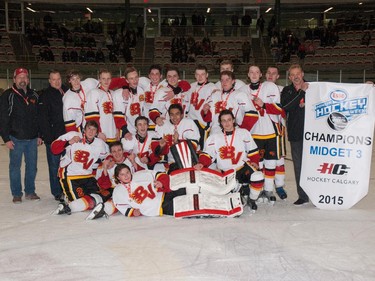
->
[0,143,374,281]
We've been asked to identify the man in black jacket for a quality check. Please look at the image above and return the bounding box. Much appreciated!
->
[280,64,309,205]
[0,68,43,203]
[38,70,68,200]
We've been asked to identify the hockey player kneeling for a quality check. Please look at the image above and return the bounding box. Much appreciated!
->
[194,110,264,211]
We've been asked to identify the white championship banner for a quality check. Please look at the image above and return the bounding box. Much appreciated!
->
[300,82,375,210]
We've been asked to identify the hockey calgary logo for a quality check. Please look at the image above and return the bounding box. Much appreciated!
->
[317,163,350,175]
[313,89,368,131]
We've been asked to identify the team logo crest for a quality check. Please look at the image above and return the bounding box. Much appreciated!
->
[102,101,113,114]
[139,94,145,102]
[144,91,154,103]
[130,103,141,116]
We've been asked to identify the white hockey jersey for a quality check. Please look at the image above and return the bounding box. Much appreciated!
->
[121,131,162,169]
[124,86,145,134]
[155,118,200,163]
[54,131,109,176]
[202,128,259,171]
[85,87,117,141]
[149,85,188,122]
[62,88,87,131]
[207,89,242,135]
[238,81,282,137]
[185,81,217,126]
[112,170,164,216]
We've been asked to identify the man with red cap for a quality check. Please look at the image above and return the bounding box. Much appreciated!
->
[0,68,43,203]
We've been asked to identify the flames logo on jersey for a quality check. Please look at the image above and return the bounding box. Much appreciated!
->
[214,101,232,114]
[190,92,199,106]
[130,103,141,116]
[215,101,225,114]
[144,91,154,104]
[139,94,145,102]
[74,150,94,170]
[130,183,156,204]
[102,101,113,114]
[219,146,242,165]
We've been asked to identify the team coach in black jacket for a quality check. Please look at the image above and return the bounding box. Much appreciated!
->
[0,68,43,203]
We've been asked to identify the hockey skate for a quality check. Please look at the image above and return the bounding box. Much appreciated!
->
[52,202,71,215]
[257,190,276,205]
[86,203,108,220]
[276,187,287,200]
[247,198,258,211]
[264,191,276,205]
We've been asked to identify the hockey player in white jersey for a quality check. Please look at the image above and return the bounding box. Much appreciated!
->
[142,64,167,131]
[63,70,98,132]
[208,71,259,135]
[121,116,169,171]
[85,69,118,143]
[51,121,109,216]
[155,103,200,173]
[149,66,191,127]
[122,67,146,135]
[239,65,284,203]
[194,110,264,211]
[185,64,217,148]
[265,66,287,200]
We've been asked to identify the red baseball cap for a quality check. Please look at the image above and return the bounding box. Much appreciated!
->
[14,68,29,78]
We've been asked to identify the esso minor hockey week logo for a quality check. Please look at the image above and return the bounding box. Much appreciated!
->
[314,89,368,131]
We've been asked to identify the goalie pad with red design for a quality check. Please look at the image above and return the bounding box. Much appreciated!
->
[173,192,243,218]
[170,167,237,196]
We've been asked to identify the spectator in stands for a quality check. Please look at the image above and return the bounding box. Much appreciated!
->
[256,15,265,36]
[70,48,78,62]
[83,20,94,33]
[86,47,96,62]
[361,31,371,46]
[270,34,279,48]
[231,13,239,36]
[242,41,251,63]
[96,48,105,63]
[205,13,215,37]
[79,47,87,62]
[180,13,187,36]
[109,49,118,63]
[136,14,144,38]
[122,43,132,62]
[161,19,170,36]
[62,48,70,62]
[241,12,252,36]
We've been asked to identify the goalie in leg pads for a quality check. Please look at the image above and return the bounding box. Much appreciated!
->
[194,110,264,211]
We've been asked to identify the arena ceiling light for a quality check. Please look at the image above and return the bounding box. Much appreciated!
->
[324,7,333,13]
[265,8,272,13]
[86,7,93,13]
[148,9,152,13]
[359,2,363,5]
[26,7,37,13]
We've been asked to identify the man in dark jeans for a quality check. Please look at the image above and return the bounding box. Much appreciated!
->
[38,70,68,200]
[0,68,43,203]
[280,64,309,205]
